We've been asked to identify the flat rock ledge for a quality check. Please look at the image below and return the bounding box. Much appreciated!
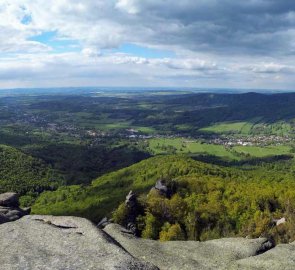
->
[0,215,157,270]
[1,215,295,270]
[104,223,295,270]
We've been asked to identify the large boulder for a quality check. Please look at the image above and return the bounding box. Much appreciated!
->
[103,223,274,270]
[149,180,172,198]
[0,215,157,270]
[0,192,19,207]
[0,192,30,224]
[124,190,141,235]
[231,242,295,270]
[154,180,169,196]
[0,213,9,224]
[125,190,137,208]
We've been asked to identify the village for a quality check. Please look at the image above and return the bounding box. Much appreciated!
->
[209,134,293,147]
[2,106,294,150]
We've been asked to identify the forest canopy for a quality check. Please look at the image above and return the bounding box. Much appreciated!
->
[32,155,295,243]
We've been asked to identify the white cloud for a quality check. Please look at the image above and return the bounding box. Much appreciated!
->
[243,63,293,74]
[0,0,294,89]
[82,48,102,58]
[162,59,218,71]
[116,0,139,14]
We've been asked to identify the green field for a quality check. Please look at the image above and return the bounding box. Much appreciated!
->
[199,119,293,136]
[251,122,292,136]
[135,126,156,134]
[149,138,293,160]
[199,121,254,134]
[233,145,292,157]
[148,138,237,159]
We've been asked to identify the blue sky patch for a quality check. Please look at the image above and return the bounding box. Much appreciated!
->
[113,43,175,58]
[30,31,81,53]
[21,14,32,25]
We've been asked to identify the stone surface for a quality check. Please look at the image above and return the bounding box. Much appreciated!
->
[103,223,275,270]
[97,216,109,229]
[0,213,9,224]
[0,192,30,224]
[231,242,295,270]
[124,190,140,235]
[0,215,157,270]
[125,190,137,207]
[2,215,295,269]
[154,180,169,196]
[276,217,286,226]
[0,192,19,207]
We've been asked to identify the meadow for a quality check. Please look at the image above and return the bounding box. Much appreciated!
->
[199,121,254,134]
[148,138,293,160]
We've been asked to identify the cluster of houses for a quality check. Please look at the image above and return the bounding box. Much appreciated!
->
[209,135,292,147]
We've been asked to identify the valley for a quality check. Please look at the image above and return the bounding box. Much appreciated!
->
[2,89,295,243]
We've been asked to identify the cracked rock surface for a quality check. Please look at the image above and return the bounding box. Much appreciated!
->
[2,215,295,270]
[0,215,157,270]
[103,223,290,270]
[230,242,295,270]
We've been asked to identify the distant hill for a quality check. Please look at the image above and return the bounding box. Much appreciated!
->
[166,92,295,125]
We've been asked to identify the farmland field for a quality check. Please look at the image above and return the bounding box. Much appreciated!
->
[199,121,253,134]
[148,138,235,158]
[233,145,292,157]
[199,119,293,137]
[148,138,293,160]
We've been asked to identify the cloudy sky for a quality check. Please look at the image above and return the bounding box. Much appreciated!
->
[0,0,294,90]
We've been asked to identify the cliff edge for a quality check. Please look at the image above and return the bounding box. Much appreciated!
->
[0,215,294,269]
[0,215,157,270]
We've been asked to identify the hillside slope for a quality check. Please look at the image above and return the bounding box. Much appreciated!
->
[32,155,226,219]
[32,155,295,243]
[0,145,60,204]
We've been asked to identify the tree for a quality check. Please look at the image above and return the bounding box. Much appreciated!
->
[142,213,161,239]
[159,223,185,241]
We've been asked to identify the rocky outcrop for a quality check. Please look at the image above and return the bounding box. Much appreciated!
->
[97,216,110,229]
[230,242,295,270]
[103,223,273,269]
[123,190,141,235]
[151,180,171,197]
[0,215,157,270]
[0,192,19,206]
[1,215,295,269]
[125,190,137,208]
[0,192,30,224]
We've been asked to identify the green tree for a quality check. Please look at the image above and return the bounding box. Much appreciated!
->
[142,213,161,239]
[159,223,185,241]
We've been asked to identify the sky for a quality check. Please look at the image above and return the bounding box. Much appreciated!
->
[0,0,295,90]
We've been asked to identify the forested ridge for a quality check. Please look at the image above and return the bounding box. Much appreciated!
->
[0,144,60,205]
[32,155,295,243]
